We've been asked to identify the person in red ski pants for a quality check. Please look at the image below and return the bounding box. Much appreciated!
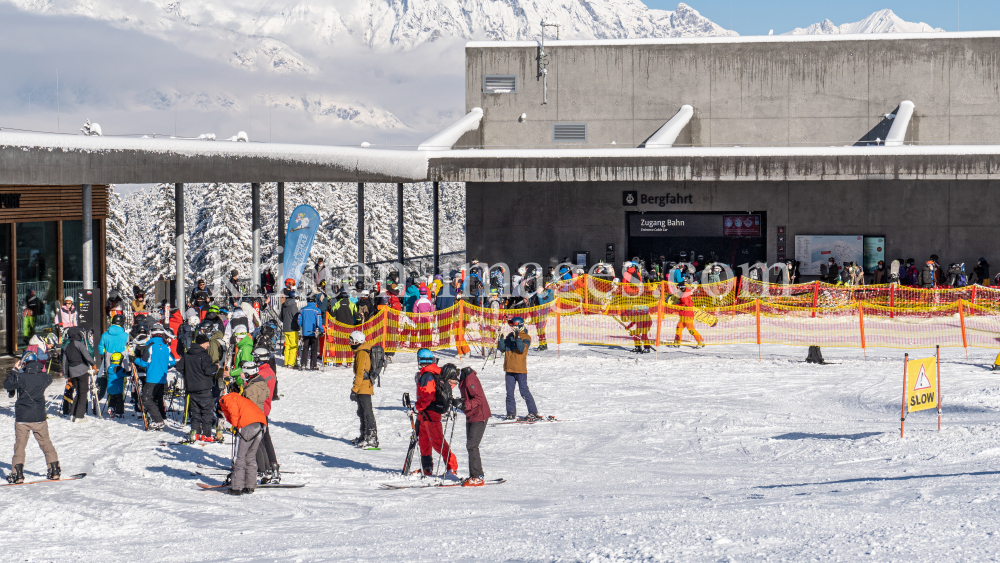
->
[414,348,458,477]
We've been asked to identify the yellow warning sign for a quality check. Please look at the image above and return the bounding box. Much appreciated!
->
[907,357,938,412]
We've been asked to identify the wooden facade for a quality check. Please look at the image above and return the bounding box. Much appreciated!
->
[0,185,109,354]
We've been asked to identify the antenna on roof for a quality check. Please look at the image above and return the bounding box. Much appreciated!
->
[538,20,561,104]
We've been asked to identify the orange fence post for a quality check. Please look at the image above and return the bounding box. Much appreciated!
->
[971,285,977,316]
[811,281,820,318]
[889,283,896,319]
[901,353,908,438]
[858,301,867,362]
[654,287,665,349]
[959,300,968,360]
[755,299,761,361]
[555,298,562,358]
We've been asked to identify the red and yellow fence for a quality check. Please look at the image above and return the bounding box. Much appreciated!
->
[317,277,1000,363]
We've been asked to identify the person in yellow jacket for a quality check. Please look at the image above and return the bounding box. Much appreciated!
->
[349,331,378,448]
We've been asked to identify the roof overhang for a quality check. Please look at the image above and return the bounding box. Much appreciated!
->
[2,132,999,185]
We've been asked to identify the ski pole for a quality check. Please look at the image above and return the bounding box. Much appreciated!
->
[432,409,452,479]
[445,406,458,478]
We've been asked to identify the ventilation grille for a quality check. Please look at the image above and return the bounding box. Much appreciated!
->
[483,75,517,93]
[553,123,588,142]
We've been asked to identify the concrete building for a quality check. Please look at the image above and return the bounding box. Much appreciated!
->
[455,32,1000,277]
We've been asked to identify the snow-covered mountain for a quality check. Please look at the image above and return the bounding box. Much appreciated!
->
[783,9,944,36]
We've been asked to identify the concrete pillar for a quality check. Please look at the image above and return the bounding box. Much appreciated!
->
[82,184,93,290]
[277,182,285,282]
[397,183,404,265]
[175,183,185,312]
[358,182,365,264]
[433,181,440,275]
[251,182,260,295]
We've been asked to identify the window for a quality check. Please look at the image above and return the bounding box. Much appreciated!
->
[553,123,588,143]
[483,75,517,94]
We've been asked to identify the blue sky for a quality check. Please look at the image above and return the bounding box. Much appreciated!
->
[649,1,995,36]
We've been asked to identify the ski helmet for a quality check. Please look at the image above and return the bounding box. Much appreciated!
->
[508,317,525,330]
[21,351,37,363]
[198,320,215,335]
[187,315,200,327]
[252,347,270,363]
[240,361,258,376]
[110,352,124,366]
[234,326,249,338]
[417,348,434,365]
[112,314,125,327]
[349,331,366,346]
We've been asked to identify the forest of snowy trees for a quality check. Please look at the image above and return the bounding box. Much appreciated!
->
[106,182,466,295]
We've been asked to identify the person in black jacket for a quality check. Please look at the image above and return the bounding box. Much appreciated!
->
[175,334,219,443]
[5,353,60,483]
[63,327,96,423]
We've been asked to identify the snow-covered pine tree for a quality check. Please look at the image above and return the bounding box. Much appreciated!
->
[142,183,178,289]
[188,183,253,294]
[105,186,140,294]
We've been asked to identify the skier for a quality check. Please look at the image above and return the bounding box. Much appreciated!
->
[134,328,177,431]
[4,352,60,484]
[54,296,77,333]
[414,348,459,478]
[191,279,213,312]
[826,258,840,284]
[229,326,255,381]
[297,295,324,371]
[63,327,96,423]
[98,314,129,418]
[219,384,267,496]
[975,258,990,286]
[251,347,281,483]
[456,366,491,487]
[918,260,937,288]
[413,285,436,347]
[356,289,377,322]
[671,286,705,348]
[280,280,300,368]
[403,281,420,313]
[497,317,542,421]
[312,258,329,290]
[176,334,219,442]
[349,331,379,448]
[261,268,276,295]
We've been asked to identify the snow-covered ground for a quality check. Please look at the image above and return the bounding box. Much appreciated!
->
[4,343,1000,561]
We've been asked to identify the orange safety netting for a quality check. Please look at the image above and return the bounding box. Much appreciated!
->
[316,277,1000,363]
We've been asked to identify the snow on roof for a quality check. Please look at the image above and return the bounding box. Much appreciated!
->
[0,131,430,181]
[436,144,1000,159]
[466,30,1000,49]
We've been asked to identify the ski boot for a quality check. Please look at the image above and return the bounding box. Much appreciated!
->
[6,464,24,484]
[214,428,226,444]
[643,345,655,353]
[242,488,255,495]
[525,413,543,422]
[631,346,643,353]
[667,341,681,349]
[47,461,61,480]
[149,421,166,431]
[363,432,379,449]
[536,344,548,352]
[462,476,485,487]
[349,436,364,447]
[503,414,516,421]
[225,488,242,496]
[421,456,434,477]
[693,342,705,349]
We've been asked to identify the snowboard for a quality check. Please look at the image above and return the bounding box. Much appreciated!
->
[693,307,718,327]
[2,473,87,487]
[197,482,305,490]
[490,416,570,426]
[889,260,900,283]
[380,478,506,490]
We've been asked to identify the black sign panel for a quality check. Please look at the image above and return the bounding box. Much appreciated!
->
[628,213,723,238]
[77,289,99,332]
[622,191,638,206]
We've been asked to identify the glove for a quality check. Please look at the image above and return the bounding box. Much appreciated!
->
[451,398,464,411]
[350,392,358,402]
[459,367,475,378]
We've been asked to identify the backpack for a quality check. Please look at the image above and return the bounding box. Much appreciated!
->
[254,321,279,352]
[363,345,386,387]
[178,323,196,355]
[429,363,455,414]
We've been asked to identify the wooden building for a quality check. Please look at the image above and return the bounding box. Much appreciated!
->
[0,185,108,354]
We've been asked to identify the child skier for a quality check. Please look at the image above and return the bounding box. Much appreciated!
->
[4,352,60,483]
[219,385,267,496]
[456,366,491,487]
[497,317,542,421]
[349,331,378,448]
[414,348,458,478]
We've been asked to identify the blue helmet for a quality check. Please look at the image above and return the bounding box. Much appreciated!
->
[21,352,37,363]
[417,348,434,365]
[508,317,525,330]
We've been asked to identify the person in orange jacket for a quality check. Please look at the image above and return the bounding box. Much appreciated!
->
[219,386,268,496]
[414,348,458,478]
[671,285,704,348]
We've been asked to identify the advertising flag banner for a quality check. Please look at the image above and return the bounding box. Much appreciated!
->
[906,357,938,413]
[282,205,321,286]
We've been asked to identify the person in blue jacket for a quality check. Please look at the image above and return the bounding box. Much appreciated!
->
[297,295,325,371]
[98,314,130,418]
[403,280,421,313]
[134,329,177,430]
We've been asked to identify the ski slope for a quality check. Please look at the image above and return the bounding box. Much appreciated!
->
[3,344,1000,561]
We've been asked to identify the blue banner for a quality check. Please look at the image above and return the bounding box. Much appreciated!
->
[282,205,321,286]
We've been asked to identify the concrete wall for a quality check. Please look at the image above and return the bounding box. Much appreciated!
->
[463,35,1000,149]
[467,179,1000,272]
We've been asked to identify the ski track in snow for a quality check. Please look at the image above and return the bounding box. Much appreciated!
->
[4,344,1000,560]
